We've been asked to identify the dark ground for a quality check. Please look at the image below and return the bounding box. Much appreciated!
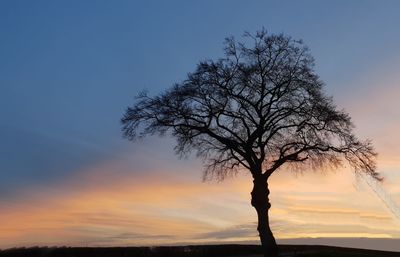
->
[0,244,399,257]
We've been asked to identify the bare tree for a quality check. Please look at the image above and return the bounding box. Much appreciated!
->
[121,29,379,257]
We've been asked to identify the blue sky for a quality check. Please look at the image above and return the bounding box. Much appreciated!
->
[1,0,400,250]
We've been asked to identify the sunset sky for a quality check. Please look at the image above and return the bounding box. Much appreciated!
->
[1,0,400,251]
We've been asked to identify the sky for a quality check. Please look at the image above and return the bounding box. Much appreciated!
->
[1,0,400,251]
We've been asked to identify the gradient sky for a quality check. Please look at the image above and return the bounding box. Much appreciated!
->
[1,0,400,251]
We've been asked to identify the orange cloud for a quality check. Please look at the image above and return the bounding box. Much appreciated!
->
[1,143,399,249]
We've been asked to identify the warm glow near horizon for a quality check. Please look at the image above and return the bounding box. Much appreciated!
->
[1,143,399,248]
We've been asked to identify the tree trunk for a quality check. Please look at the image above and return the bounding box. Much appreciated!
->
[251,177,278,257]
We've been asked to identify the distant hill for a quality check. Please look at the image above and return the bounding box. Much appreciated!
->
[0,244,399,257]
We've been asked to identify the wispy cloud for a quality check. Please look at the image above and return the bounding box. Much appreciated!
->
[1,151,399,249]
[193,223,258,240]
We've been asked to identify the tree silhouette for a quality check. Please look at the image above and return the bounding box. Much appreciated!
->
[121,29,379,257]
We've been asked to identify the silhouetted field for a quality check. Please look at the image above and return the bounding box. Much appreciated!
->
[0,244,399,257]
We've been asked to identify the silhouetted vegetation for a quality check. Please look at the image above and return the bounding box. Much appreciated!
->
[122,28,379,257]
[1,245,398,257]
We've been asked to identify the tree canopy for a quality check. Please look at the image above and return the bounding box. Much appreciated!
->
[122,30,378,182]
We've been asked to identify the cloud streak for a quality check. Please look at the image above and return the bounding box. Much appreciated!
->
[1,150,399,249]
